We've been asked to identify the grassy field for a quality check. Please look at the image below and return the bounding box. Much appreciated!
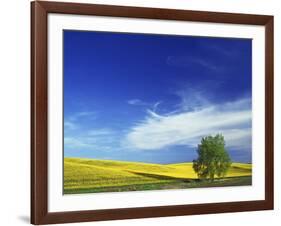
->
[64,157,252,194]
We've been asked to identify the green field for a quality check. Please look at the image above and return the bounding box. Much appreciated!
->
[64,157,252,194]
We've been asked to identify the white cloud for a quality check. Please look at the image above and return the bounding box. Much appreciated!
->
[167,55,221,71]
[175,88,210,111]
[64,111,97,132]
[127,99,163,113]
[87,128,115,136]
[124,98,251,151]
[64,128,119,152]
[152,101,162,112]
[64,121,77,130]
[64,137,90,149]
[127,99,146,105]
[68,111,97,122]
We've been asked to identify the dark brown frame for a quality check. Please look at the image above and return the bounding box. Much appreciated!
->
[31,1,274,225]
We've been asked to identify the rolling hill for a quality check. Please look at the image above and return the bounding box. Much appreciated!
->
[64,157,252,194]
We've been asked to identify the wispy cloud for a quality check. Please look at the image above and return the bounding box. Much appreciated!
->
[167,55,221,71]
[127,99,146,105]
[68,111,97,122]
[64,128,118,152]
[64,110,123,152]
[175,88,210,112]
[64,121,77,130]
[87,128,115,136]
[205,43,240,58]
[64,137,90,149]
[64,111,97,132]
[127,99,163,113]
[152,101,162,112]
[124,97,251,151]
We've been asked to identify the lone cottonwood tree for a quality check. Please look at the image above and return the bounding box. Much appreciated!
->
[193,134,231,181]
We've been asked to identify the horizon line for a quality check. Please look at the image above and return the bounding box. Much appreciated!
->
[64,156,252,165]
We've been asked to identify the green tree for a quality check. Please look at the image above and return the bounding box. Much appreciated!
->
[193,134,231,181]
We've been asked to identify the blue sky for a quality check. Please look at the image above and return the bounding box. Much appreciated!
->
[63,30,252,164]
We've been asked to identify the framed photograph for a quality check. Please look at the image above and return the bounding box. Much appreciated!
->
[31,1,274,224]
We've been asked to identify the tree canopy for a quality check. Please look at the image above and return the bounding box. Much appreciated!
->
[193,134,231,180]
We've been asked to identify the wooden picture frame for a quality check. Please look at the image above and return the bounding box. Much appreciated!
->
[31,1,274,224]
